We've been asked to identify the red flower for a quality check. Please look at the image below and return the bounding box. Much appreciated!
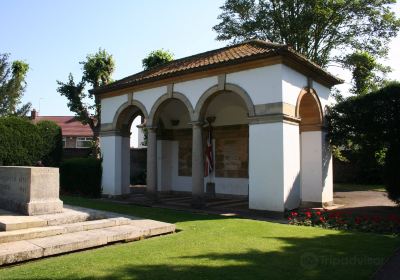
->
[291,212,298,217]
[319,217,326,223]
[328,213,337,219]
[316,211,321,216]
[306,212,312,218]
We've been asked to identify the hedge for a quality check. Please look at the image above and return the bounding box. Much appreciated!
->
[0,117,62,166]
[60,157,102,197]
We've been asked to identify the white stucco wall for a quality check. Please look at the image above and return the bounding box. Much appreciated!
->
[101,94,128,124]
[121,137,130,194]
[313,81,331,115]
[281,65,307,106]
[249,122,284,211]
[174,76,217,109]
[300,131,323,203]
[226,65,283,105]
[205,92,248,126]
[134,86,167,114]
[282,123,301,210]
[322,131,333,203]
[100,135,122,195]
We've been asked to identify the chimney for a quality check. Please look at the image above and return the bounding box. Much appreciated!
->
[30,109,38,120]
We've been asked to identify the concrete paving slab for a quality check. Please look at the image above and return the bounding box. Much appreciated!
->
[0,240,43,265]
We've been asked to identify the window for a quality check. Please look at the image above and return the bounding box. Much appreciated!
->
[62,137,66,148]
[76,137,92,148]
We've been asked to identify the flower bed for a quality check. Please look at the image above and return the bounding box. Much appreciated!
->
[287,209,400,234]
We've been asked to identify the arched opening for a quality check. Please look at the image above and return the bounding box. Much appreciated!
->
[296,88,323,132]
[198,90,250,198]
[296,88,330,206]
[151,98,193,193]
[114,104,147,195]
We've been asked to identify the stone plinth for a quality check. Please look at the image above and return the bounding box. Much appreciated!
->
[0,167,63,216]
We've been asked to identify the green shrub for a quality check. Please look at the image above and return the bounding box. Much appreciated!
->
[60,157,102,197]
[385,144,400,204]
[0,117,62,166]
[328,82,400,203]
[36,120,63,166]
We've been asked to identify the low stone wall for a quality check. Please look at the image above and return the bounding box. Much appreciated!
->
[0,167,63,215]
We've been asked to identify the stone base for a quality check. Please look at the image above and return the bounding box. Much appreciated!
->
[26,200,63,216]
[0,167,63,216]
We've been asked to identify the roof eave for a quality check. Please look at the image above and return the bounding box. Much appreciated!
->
[92,49,343,96]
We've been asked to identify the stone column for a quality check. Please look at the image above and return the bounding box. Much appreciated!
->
[100,133,123,196]
[191,121,205,208]
[300,130,333,207]
[146,127,158,200]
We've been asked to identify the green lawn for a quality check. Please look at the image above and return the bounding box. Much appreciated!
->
[0,196,399,280]
[334,183,386,192]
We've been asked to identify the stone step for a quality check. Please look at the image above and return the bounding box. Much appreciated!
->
[0,206,112,232]
[0,221,175,265]
[0,217,131,243]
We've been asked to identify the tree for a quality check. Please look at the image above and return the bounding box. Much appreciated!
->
[0,53,31,116]
[142,49,174,70]
[213,0,400,67]
[327,82,400,203]
[342,51,390,95]
[57,49,115,157]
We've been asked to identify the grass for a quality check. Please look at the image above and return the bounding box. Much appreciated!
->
[334,183,386,192]
[0,196,399,280]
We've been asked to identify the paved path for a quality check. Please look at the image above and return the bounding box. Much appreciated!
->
[333,190,399,216]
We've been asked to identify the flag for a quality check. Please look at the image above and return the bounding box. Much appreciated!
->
[204,124,214,177]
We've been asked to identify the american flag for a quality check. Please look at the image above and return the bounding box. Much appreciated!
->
[204,124,214,177]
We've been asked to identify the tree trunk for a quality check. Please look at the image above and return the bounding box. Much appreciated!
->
[92,124,101,159]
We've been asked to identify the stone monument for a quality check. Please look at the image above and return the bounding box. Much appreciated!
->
[0,166,63,215]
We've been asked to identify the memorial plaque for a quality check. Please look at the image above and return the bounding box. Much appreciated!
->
[0,167,63,215]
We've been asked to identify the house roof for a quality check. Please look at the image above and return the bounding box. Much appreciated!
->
[34,116,93,137]
[92,40,343,96]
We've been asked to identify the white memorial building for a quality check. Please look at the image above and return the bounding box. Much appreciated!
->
[92,40,342,213]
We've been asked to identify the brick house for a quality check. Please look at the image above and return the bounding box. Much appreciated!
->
[30,109,93,158]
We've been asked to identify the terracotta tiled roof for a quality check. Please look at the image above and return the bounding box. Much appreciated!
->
[34,116,93,137]
[92,40,343,95]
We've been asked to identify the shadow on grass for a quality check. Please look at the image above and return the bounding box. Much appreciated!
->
[61,195,231,224]
[17,232,399,280]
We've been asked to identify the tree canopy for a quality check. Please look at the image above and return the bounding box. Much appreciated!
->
[57,48,115,157]
[213,0,400,67]
[327,82,400,203]
[142,49,174,70]
[342,51,390,95]
[0,53,31,116]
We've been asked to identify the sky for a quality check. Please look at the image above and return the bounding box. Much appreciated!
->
[2,0,400,116]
